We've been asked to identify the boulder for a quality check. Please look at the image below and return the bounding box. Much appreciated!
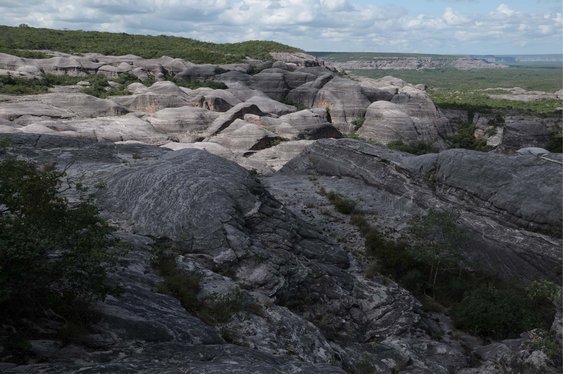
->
[111,81,193,112]
[208,119,279,154]
[286,73,334,108]
[312,77,371,132]
[16,115,166,143]
[190,88,242,112]
[358,85,452,146]
[204,102,266,137]
[176,64,227,80]
[245,96,296,116]
[260,108,342,140]
[145,106,220,134]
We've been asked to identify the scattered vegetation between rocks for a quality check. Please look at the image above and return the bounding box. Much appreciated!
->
[0,70,227,97]
[321,191,558,342]
[168,75,228,90]
[351,116,365,130]
[447,122,493,152]
[387,140,438,155]
[151,239,263,325]
[0,24,301,64]
[0,159,116,363]
[545,130,562,153]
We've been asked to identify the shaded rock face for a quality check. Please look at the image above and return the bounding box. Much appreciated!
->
[273,139,562,282]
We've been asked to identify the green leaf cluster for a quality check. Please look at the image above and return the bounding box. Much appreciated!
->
[0,159,114,320]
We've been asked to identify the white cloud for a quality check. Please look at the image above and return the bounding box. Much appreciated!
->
[495,3,516,17]
[442,7,469,25]
[0,0,560,54]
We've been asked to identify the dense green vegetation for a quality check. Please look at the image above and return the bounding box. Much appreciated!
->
[0,159,115,362]
[0,25,300,64]
[322,192,557,341]
[351,67,562,114]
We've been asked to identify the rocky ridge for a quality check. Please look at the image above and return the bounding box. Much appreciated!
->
[328,57,508,71]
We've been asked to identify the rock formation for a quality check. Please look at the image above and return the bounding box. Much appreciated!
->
[0,50,561,373]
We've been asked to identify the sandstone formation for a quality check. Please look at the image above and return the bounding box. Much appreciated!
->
[0,50,561,373]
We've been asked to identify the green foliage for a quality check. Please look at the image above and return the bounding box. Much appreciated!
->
[0,75,49,95]
[447,123,493,151]
[352,116,365,130]
[320,189,357,215]
[526,329,561,363]
[452,287,553,340]
[0,159,114,327]
[387,140,437,155]
[347,206,555,340]
[0,25,301,64]
[545,130,562,153]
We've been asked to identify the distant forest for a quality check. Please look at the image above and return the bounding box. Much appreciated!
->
[0,24,300,64]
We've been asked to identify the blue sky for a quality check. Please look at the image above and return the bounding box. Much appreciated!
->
[0,0,561,55]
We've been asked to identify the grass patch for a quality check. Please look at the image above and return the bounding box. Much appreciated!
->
[319,188,357,215]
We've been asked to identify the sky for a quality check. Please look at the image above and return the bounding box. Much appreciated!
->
[0,0,561,55]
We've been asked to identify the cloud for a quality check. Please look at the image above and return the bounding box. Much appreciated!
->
[0,0,560,54]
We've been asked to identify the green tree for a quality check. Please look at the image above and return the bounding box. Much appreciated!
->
[409,209,466,293]
[0,159,114,320]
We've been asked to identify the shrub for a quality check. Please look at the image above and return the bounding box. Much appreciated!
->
[447,123,493,151]
[0,159,114,324]
[452,287,553,340]
[321,190,356,215]
[352,116,365,130]
[387,140,437,155]
[545,130,562,153]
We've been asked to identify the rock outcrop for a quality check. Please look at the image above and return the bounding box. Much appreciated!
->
[0,49,561,373]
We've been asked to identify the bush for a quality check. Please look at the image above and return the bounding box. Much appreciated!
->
[0,159,114,322]
[321,190,356,215]
[387,140,437,155]
[447,123,493,151]
[452,287,553,340]
[545,130,562,153]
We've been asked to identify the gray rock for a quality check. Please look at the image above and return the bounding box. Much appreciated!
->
[204,102,266,137]
[176,64,227,80]
[275,139,561,281]
[286,73,334,108]
[312,77,371,132]
[260,108,342,140]
[111,81,193,112]
[208,119,279,154]
[146,106,220,135]
[190,88,242,112]
[245,96,296,116]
